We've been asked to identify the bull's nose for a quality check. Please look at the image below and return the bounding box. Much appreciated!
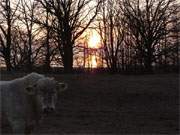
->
[43,107,55,114]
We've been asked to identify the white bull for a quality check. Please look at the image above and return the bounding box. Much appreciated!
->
[0,72,67,134]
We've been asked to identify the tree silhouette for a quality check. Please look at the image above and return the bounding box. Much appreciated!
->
[0,0,179,73]
[121,0,178,72]
[0,0,19,71]
[36,0,102,73]
[98,0,125,72]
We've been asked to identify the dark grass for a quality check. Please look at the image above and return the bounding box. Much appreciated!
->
[0,73,179,134]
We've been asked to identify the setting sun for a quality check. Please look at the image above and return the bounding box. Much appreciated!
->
[88,31,101,48]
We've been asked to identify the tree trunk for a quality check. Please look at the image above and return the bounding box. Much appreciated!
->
[4,52,12,71]
[44,9,51,72]
[45,47,51,72]
[121,48,125,71]
[44,30,51,71]
[5,16,12,71]
[27,52,32,71]
[144,48,153,73]
[111,56,117,73]
[63,44,73,73]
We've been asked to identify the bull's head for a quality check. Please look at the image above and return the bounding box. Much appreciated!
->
[26,77,68,114]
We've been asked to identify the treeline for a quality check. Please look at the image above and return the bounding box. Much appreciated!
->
[0,0,179,73]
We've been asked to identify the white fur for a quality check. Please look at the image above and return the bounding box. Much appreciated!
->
[0,72,68,134]
[0,72,45,134]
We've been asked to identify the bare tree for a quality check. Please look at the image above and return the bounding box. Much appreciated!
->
[18,0,40,71]
[10,27,27,69]
[10,26,44,70]
[0,0,19,71]
[120,0,178,72]
[36,0,102,73]
[38,3,59,71]
[43,5,51,71]
[167,3,180,68]
[98,0,125,72]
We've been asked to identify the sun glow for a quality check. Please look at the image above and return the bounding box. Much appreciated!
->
[88,31,101,48]
[91,55,97,68]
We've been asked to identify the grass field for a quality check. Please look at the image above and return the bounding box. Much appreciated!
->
[0,73,179,134]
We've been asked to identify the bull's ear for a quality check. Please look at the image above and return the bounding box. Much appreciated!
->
[56,82,68,92]
[26,84,37,95]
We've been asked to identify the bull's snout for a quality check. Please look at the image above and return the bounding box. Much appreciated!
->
[43,107,55,114]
